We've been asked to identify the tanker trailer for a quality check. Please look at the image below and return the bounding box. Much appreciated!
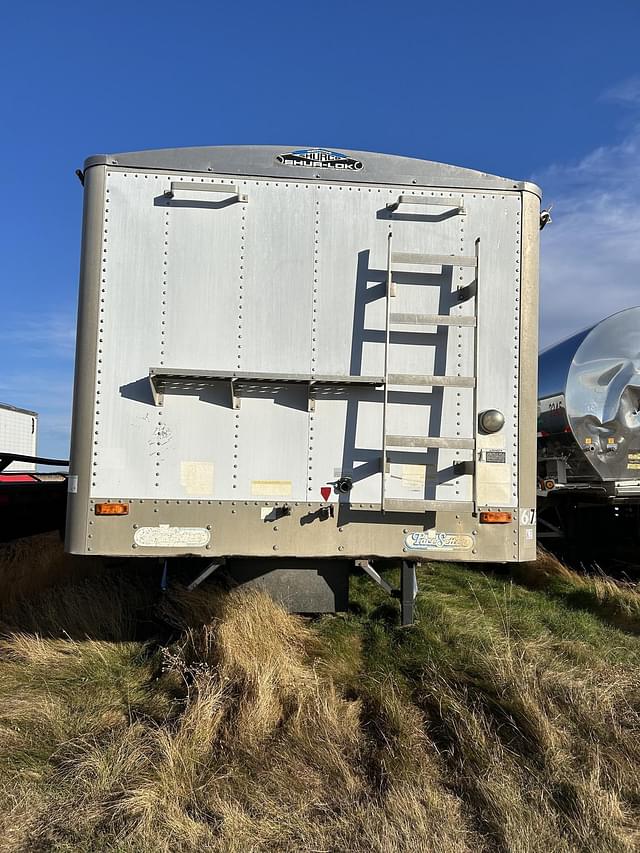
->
[537,306,640,548]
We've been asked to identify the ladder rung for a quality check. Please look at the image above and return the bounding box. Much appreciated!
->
[391,252,477,268]
[387,374,476,388]
[389,313,476,327]
[386,436,475,450]
[383,498,475,513]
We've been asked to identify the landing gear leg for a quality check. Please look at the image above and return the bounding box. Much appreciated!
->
[356,559,419,625]
[400,560,418,627]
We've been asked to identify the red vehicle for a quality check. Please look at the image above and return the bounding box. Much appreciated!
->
[0,453,68,541]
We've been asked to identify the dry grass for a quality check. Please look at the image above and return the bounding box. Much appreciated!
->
[0,546,638,851]
[514,546,640,635]
[0,532,103,604]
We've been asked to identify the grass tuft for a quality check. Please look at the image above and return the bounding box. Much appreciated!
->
[0,538,638,851]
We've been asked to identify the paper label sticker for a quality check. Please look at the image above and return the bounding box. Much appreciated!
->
[134,526,210,548]
[404,531,473,552]
[180,461,214,496]
[251,480,292,497]
[478,432,506,450]
[477,462,512,506]
[333,467,353,478]
[67,475,78,494]
[402,464,426,492]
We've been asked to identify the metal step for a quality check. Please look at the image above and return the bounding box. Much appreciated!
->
[387,373,476,388]
[386,435,475,450]
[389,312,476,327]
[383,498,475,513]
[391,252,478,268]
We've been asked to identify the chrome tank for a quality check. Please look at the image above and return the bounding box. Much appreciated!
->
[538,307,640,482]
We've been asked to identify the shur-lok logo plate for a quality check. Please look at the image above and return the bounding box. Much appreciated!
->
[277,148,363,170]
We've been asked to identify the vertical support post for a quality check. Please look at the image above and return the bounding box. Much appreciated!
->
[471,238,480,516]
[400,560,418,626]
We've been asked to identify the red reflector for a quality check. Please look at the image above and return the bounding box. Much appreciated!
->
[95,502,129,516]
[479,511,512,524]
[0,475,36,483]
[320,486,331,502]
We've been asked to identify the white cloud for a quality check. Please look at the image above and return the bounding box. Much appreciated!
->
[602,75,640,106]
[536,88,640,348]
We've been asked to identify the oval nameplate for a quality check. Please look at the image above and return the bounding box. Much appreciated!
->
[133,526,210,548]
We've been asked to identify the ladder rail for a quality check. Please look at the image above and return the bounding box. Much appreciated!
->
[471,238,480,515]
[381,231,393,509]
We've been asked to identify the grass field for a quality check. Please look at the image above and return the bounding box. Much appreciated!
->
[0,536,638,852]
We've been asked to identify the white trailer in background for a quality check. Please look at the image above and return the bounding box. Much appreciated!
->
[0,403,37,472]
[67,145,542,622]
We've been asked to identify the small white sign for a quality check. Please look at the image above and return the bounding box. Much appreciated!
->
[520,508,536,525]
[67,475,78,494]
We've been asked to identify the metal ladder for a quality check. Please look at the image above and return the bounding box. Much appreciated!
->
[381,233,480,513]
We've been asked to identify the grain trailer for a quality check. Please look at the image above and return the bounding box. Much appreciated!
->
[67,145,541,621]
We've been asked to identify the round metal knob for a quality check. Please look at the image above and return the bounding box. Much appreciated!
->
[479,409,505,433]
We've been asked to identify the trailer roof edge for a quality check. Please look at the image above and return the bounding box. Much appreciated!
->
[83,145,541,196]
[0,402,38,417]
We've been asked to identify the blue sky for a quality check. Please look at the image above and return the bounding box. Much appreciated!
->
[2,0,640,458]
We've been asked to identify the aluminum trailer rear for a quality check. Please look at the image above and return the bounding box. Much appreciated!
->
[67,146,541,619]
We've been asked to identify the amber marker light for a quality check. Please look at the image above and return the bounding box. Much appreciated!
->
[95,503,129,516]
[479,511,512,524]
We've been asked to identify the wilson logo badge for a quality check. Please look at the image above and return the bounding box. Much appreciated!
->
[277,148,363,170]
[404,531,473,552]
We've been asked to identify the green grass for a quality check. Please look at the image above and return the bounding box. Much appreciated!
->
[0,539,638,852]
